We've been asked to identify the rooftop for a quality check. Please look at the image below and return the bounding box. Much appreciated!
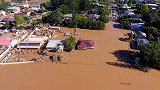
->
[0,37,11,46]
[46,40,65,48]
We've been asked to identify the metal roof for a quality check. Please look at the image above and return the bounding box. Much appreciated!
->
[46,40,65,48]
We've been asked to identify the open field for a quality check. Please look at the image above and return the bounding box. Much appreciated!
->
[0,21,160,90]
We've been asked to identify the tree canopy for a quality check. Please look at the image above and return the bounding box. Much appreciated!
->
[0,1,11,11]
[15,16,27,27]
[49,8,64,24]
[64,36,76,51]
[66,14,105,30]
[144,27,160,42]
[59,5,70,14]
[101,5,110,15]
[4,21,13,30]
[139,42,160,69]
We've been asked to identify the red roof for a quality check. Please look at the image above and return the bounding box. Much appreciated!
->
[77,41,87,48]
[77,40,94,49]
[0,37,11,46]
[23,9,32,13]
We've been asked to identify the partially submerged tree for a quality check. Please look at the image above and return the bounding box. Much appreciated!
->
[64,36,76,52]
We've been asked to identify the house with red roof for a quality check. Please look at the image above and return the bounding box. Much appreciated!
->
[22,8,32,16]
[0,37,12,47]
[76,40,95,50]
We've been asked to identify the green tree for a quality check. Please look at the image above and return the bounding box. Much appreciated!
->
[50,0,67,9]
[136,3,149,15]
[15,16,27,27]
[139,42,160,69]
[79,0,91,11]
[67,14,105,30]
[101,5,110,15]
[17,0,25,3]
[69,0,79,13]
[48,8,64,24]
[59,5,70,14]
[121,19,130,29]
[0,2,11,11]
[39,7,48,13]
[144,27,160,42]
[4,21,11,29]
[98,15,109,23]
[72,14,82,26]
[64,36,76,52]
[30,11,36,17]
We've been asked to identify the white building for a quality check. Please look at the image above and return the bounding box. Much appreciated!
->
[8,6,20,13]
[31,5,41,12]
[0,10,6,16]
[46,40,65,52]
[17,36,48,49]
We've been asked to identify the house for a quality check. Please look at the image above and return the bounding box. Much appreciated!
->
[147,4,158,10]
[31,4,41,12]
[130,18,145,31]
[76,40,95,50]
[17,36,48,49]
[122,4,131,11]
[124,9,135,16]
[137,38,149,46]
[95,3,105,7]
[8,6,20,13]
[131,38,149,49]
[46,40,65,52]
[22,8,32,16]
[111,4,118,10]
[134,31,146,39]
[64,13,73,19]
[131,23,145,31]
[136,0,153,3]
[0,10,6,16]
[88,14,100,20]
[19,4,30,9]
[2,17,15,22]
